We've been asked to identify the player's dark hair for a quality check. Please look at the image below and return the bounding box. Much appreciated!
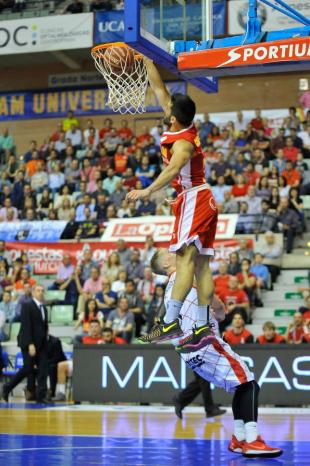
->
[150,250,165,275]
[171,93,196,127]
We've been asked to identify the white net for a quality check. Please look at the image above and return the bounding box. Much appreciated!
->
[91,45,149,114]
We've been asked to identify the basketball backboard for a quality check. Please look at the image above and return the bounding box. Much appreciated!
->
[124,0,218,93]
[125,0,310,80]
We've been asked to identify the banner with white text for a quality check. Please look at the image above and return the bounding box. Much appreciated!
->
[73,345,310,405]
[5,237,243,274]
[0,81,186,121]
[101,215,239,243]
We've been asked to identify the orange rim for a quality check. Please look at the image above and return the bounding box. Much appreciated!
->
[91,42,143,59]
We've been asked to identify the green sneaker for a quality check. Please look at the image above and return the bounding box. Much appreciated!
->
[138,318,183,343]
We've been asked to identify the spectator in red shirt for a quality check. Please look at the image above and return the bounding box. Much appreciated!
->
[82,319,105,344]
[123,167,139,191]
[282,160,301,187]
[118,119,133,144]
[213,261,231,295]
[102,326,126,345]
[223,313,254,344]
[236,258,257,307]
[286,312,306,344]
[137,126,152,148]
[50,122,62,142]
[283,137,299,163]
[114,145,129,175]
[231,174,248,197]
[219,276,250,330]
[256,321,285,344]
[243,162,261,186]
[251,109,264,131]
[99,118,113,142]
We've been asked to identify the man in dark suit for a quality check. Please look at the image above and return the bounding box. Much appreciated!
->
[2,284,50,403]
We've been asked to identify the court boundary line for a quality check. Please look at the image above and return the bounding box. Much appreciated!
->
[47,405,310,414]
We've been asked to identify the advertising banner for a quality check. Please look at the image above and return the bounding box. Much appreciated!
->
[0,221,67,243]
[0,81,185,121]
[0,13,93,55]
[94,10,124,44]
[48,72,103,89]
[73,345,310,405]
[5,236,242,275]
[228,0,310,35]
[101,215,239,242]
[178,36,310,72]
[5,241,109,274]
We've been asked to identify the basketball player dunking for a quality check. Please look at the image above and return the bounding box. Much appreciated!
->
[150,248,283,458]
[127,58,218,350]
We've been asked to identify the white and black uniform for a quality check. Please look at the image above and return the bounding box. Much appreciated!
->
[166,273,254,393]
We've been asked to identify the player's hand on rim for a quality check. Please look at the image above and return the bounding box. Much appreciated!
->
[126,188,151,201]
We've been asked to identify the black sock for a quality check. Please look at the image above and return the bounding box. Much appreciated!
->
[232,380,260,423]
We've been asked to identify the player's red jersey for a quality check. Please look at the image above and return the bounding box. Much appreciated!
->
[160,123,206,194]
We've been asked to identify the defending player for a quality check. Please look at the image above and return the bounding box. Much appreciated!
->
[126,58,218,349]
[150,248,283,459]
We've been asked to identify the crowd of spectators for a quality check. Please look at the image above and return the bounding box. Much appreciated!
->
[0,108,309,250]
[0,106,309,344]
[64,0,124,14]
[0,234,309,345]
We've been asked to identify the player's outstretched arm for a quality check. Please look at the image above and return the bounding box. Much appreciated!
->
[126,140,193,201]
[144,58,171,112]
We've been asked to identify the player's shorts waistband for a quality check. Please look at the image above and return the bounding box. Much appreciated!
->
[178,183,211,197]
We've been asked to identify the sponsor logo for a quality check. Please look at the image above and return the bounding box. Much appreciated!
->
[98,20,124,33]
[0,24,35,48]
[179,37,310,72]
[101,354,310,391]
[186,355,205,370]
[218,40,310,68]
[162,322,178,333]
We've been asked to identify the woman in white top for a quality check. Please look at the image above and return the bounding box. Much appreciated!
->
[101,252,123,283]
[57,198,75,221]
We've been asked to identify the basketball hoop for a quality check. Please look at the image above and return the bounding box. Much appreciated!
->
[91,42,148,114]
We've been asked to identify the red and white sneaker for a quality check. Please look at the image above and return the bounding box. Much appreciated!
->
[228,435,245,454]
[242,436,283,458]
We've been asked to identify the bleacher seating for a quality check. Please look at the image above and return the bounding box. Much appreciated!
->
[50,305,74,325]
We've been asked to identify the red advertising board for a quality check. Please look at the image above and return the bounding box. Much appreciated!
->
[178,37,310,71]
[101,215,238,242]
[6,238,248,274]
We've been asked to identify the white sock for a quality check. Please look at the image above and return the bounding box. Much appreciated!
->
[245,421,258,443]
[234,419,245,441]
[56,384,65,394]
[164,299,183,323]
[196,305,209,326]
